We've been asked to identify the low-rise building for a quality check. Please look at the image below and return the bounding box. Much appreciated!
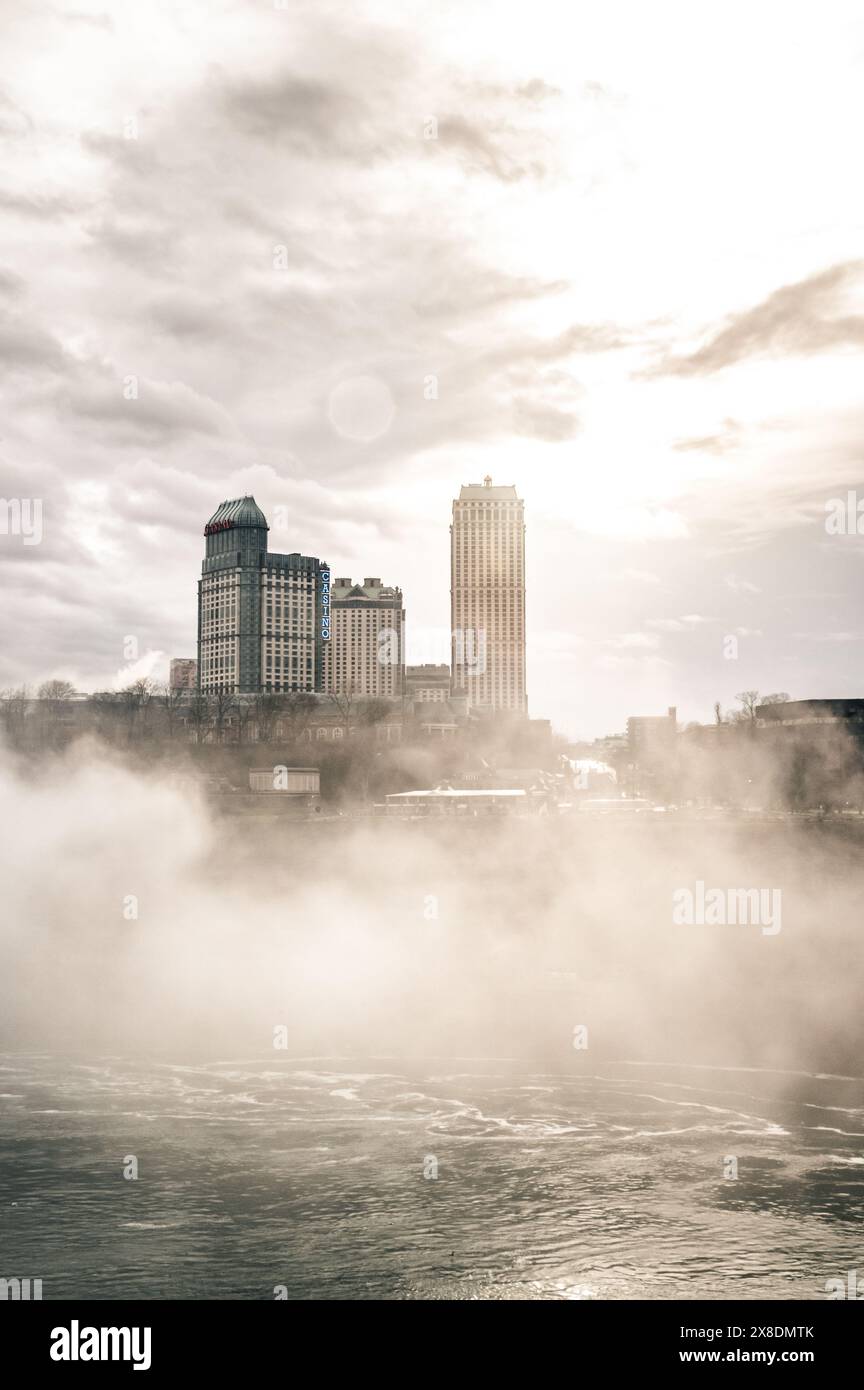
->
[169,658,198,690]
[406,664,450,703]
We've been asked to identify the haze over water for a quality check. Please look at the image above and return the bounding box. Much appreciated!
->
[1,754,862,1299]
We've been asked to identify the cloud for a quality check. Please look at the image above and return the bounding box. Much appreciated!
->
[649,262,864,376]
[513,398,580,441]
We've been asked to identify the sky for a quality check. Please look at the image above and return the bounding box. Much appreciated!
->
[1,0,863,738]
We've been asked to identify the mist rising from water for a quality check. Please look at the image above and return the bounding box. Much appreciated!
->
[1,738,862,1077]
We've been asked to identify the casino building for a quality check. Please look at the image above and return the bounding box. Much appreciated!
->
[197,496,330,695]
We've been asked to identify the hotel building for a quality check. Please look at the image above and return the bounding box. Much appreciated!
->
[197,496,329,695]
[322,577,405,698]
[450,478,526,714]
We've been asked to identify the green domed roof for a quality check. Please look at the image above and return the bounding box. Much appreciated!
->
[205,496,269,531]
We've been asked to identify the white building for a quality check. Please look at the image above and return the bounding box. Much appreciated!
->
[450,478,526,714]
[322,578,405,698]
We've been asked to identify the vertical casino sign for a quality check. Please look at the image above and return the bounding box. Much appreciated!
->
[321,568,331,641]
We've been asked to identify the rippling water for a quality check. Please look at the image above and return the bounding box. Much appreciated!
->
[1,1055,862,1299]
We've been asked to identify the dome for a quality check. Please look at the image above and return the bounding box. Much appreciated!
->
[204,496,269,534]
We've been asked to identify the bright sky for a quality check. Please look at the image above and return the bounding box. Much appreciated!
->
[1,0,863,736]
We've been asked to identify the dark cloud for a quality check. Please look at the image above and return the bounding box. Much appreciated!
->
[64,374,236,443]
[650,261,864,376]
[429,114,548,182]
[212,70,369,157]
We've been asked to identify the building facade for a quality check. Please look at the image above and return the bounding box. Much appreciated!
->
[627,707,678,762]
[322,577,405,698]
[450,478,526,714]
[406,663,450,704]
[197,496,329,695]
[169,657,198,690]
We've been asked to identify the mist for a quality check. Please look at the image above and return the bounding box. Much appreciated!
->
[2,737,862,1079]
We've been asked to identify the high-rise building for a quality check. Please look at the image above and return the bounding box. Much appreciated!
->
[322,577,405,698]
[197,496,329,695]
[450,477,526,714]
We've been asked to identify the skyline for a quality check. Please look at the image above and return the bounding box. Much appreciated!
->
[1,0,864,737]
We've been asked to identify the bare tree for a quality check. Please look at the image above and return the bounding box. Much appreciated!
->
[279,692,317,744]
[35,678,77,747]
[328,686,356,721]
[187,690,212,745]
[118,678,156,743]
[153,681,188,742]
[0,686,31,747]
[734,690,759,723]
[37,678,77,706]
[210,687,237,745]
[251,692,283,744]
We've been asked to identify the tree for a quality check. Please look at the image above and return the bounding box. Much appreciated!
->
[187,690,212,745]
[328,687,356,721]
[251,692,283,744]
[35,679,77,747]
[0,686,30,747]
[118,678,156,743]
[278,692,317,744]
[210,687,237,744]
[37,679,77,705]
[734,691,761,725]
[153,681,188,741]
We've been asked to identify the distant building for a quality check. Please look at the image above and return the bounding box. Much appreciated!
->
[450,478,526,714]
[756,699,864,728]
[406,663,450,703]
[385,787,540,817]
[169,658,198,691]
[322,577,405,698]
[248,767,320,795]
[627,707,678,761]
[197,496,328,695]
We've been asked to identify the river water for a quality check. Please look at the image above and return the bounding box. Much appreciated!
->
[1,1054,861,1300]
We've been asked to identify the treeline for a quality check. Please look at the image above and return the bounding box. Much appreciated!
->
[0,678,398,750]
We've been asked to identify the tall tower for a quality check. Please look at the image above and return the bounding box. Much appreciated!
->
[322,578,405,699]
[197,496,329,695]
[450,478,526,714]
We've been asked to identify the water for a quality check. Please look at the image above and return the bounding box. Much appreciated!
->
[2,1054,862,1300]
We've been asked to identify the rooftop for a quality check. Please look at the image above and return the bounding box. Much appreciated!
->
[387,788,527,799]
[457,482,520,501]
[205,496,269,530]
